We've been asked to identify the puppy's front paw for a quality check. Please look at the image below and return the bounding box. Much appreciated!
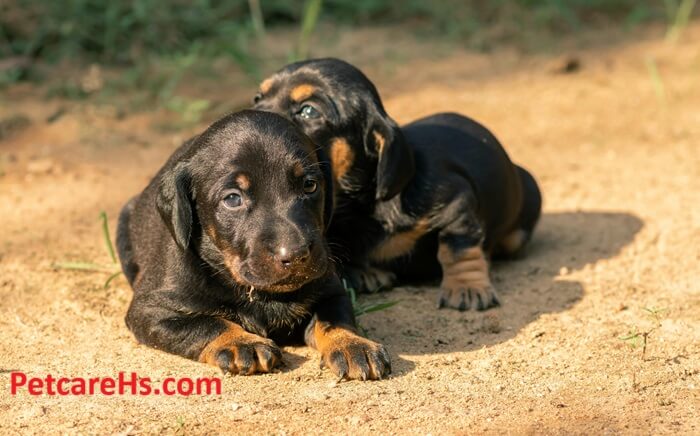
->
[318,329,391,380]
[438,284,500,311]
[200,324,282,375]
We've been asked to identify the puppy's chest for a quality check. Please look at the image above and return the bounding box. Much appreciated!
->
[235,296,313,341]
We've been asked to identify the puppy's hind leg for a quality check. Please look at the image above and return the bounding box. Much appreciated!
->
[437,217,499,311]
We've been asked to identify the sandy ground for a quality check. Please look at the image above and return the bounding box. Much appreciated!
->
[1,23,699,435]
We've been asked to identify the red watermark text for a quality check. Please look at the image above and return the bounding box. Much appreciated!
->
[9,372,221,396]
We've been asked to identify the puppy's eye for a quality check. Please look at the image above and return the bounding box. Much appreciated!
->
[298,104,320,120]
[253,92,263,104]
[303,179,318,194]
[223,193,243,209]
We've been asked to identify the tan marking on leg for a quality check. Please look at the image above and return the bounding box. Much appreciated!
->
[199,320,281,374]
[499,229,527,255]
[235,174,251,190]
[309,320,358,351]
[438,245,491,289]
[437,243,499,311]
[373,130,386,154]
[330,137,354,181]
[259,77,274,94]
[198,321,252,364]
[290,84,316,101]
[309,320,390,380]
[369,219,430,263]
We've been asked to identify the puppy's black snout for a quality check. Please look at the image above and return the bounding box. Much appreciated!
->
[276,243,312,267]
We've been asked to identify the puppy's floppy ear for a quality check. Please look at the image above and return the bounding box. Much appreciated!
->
[365,108,415,201]
[317,146,335,231]
[156,161,193,250]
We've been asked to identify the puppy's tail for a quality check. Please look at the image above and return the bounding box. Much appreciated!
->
[116,196,139,286]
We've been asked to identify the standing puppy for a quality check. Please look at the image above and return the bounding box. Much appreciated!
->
[253,59,542,311]
[117,110,390,380]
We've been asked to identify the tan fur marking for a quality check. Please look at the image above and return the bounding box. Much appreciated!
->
[370,219,430,263]
[198,321,253,364]
[205,226,246,284]
[499,229,527,255]
[259,77,274,94]
[290,84,316,101]
[309,320,389,380]
[235,174,251,190]
[373,130,386,154]
[438,244,492,290]
[293,161,305,178]
[330,137,354,181]
[310,321,359,352]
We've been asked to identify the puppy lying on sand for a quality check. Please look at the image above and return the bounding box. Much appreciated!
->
[117,110,390,380]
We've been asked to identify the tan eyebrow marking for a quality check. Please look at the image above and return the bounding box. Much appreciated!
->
[259,77,274,94]
[235,174,251,190]
[290,84,316,101]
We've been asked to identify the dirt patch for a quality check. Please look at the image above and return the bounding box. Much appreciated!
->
[1,24,699,434]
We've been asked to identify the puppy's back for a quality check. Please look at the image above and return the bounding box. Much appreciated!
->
[403,112,523,247]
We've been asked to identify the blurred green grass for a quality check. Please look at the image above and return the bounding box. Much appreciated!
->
[0,0,683,67]
[0,1,695,124]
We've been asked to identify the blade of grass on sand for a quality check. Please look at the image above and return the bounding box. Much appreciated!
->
[356,300,400,316]
[99,211,117,263]
[104,270,123,288]
[644,57,666,105]
[52,261,119,273]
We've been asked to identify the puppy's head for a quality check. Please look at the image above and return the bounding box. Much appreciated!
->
[252,58,414,202]
[156,110,333,292]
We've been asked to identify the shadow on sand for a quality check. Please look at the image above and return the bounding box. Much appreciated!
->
[358,211,643,376]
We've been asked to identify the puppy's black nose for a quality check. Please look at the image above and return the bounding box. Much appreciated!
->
[276,244,311,267]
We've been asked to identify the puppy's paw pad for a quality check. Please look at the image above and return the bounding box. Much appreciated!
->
[437,285,500,311]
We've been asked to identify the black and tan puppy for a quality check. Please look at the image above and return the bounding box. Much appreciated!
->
[253,59,542,311]
[117,110,390,380]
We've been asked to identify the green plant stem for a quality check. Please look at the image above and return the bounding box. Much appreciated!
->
[248,0,266,38]
[100,210,117,263]
[666,0,697,42]
[104,271,123,289]
[644,57,666,104]
[52,262,119,273]
[296,0,323,61]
